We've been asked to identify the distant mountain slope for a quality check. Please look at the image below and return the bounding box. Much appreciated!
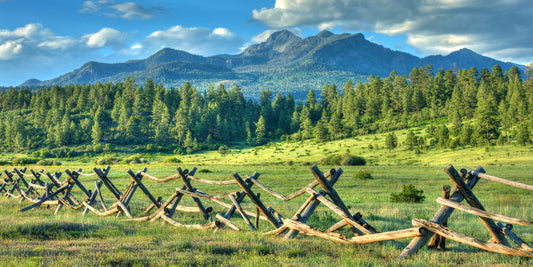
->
[26,30,524,98]
[420,48,519,72]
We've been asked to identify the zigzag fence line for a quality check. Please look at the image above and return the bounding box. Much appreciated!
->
[0,164,531,258]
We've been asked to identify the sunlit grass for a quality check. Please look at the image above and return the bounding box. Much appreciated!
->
[0,130,532,265]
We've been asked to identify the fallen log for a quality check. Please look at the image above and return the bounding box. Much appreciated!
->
[413,219,533,257]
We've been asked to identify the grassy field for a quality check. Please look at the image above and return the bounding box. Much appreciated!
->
[1,132,532,266]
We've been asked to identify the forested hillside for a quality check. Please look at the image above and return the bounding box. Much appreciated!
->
[0,64,531,158]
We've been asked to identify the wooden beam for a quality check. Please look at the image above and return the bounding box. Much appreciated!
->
[283,218,348,243]
[428,185,451,249]
[233,172,281,228]
[177,167,209,220]
[94,168,121,200]
[229,194,256,231]
[284,168,343,239]
[498,223,533,252]
[437,197,533,227]
[127,169,160,208]
[349,228,425,244]
[466,169,533,191]
[306,187,373,235]
[398,165,484,259]
[215,213,241,231]
[446,166,509,246]
[310,165,375,235]
[413,219,533,257]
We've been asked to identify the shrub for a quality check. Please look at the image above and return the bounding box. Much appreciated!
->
[96,155,118,165]
[164,157,182,163]
[120,154,148,164]
[390,184,425,203]
[321,153,366,166]
[198,169,212,173]
[38,148,54,158]
[145,143,155,152]
[104,144,113,152]
[218,145,229,155]
[12,157,39,165]
[36,159,61,166]
[353,169,373,180]
[92,144,103,153]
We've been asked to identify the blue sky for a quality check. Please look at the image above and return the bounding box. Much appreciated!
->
[1,0,532,86]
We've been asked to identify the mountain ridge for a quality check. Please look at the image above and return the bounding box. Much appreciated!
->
[21,30,525,98]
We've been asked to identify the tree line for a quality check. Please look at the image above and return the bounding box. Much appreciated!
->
[0,64,531,156]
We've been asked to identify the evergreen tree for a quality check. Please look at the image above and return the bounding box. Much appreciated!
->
[299,106,313,140]
[255,115,267,145]
[405,130,416,151]
[516,123,530,146]
[385,132,398,152]
[246,122,253,146]
[152,99,170,144]
[92,120,102,145]
[328,111,342,140]
[172,106,189,145]
[315,110,329,142]
[437,125,450,148]
[184,130,194,154]
[475,81,500,144]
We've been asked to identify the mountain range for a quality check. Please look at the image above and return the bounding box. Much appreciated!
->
[21,30,524,98]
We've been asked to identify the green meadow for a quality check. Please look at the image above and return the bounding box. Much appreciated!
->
[1,131,532,266]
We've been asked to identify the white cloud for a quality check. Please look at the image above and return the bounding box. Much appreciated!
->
[0,23,53,41]
[0,24,128,58]
[38,37,77,50]
[83,27,127,48]
[143,25,244,56]
[252,0,533,63]
[80,0,162,20]
[0,23,131,84]
[250,28,302,44]
[0,39,23,60]
[0,23,251,84]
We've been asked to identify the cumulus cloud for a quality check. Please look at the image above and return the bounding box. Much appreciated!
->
[0,39,23,60]
[252,0,533,63]
[0,23,250,84]
[83,28,127,48]
[80,0,163,20]
[143,25,244,56]
[0,23,131,84]
[0,23,128,58]
[250,28,302,44]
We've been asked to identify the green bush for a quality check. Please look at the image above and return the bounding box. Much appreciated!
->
[120,154,148,164]
[92,144,103,153]
[96,155,118,165]
[164,157,182,163]
[353,169,373,180]
[218,145,229,155]
[321,153,366,166]
[198,169,212,173]
[12,157,39,165]
[390,184,425,203]
[36,159,61,166]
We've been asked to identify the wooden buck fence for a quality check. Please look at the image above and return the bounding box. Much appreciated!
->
[0,164,531,259]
